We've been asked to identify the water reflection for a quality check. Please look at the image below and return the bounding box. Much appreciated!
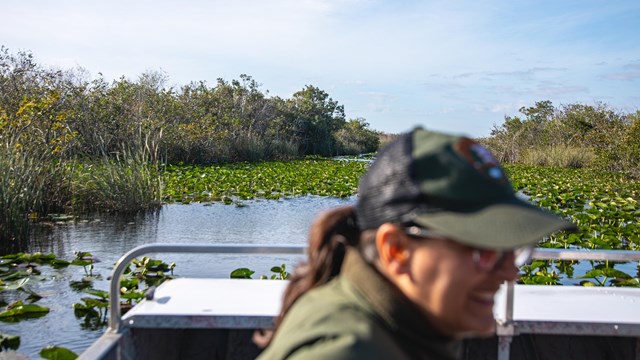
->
[29,197,354,268]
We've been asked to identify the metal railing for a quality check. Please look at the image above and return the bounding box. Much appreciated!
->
[86,244,640,360]
[108,245,640,330]
[108,245,640,333]
[502,247,640,324]
[107,244,306,333]
[531,247,640,262]
[498,247,640,360]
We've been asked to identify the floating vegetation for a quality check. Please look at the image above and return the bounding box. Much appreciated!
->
[0,250,177,355]
[73,288,109,330]
[0,331,20,351]
[163,161,640,285]
[162,159,368,204]
[71,255,176,328]
[506,164,640,286]
[0,300,49,321]
[40,345,78,360]
[230,264,290,280]
[506,164,640,251]
[1,252,70,298]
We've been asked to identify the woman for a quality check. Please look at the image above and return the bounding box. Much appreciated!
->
[258,128,575,359]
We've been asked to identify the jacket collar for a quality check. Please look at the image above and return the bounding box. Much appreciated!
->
[342,248,460,359]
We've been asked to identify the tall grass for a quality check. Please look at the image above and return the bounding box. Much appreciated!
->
[0,126,70,252]
[70,130,163,213]
[520,145,595,168]
[0,151,38,251]
[0,115,164,251]
[228,134,299,162]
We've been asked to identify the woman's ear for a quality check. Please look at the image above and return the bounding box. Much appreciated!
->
[376,224,411,274]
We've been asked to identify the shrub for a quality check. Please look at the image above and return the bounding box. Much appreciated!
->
[333,118,380,155]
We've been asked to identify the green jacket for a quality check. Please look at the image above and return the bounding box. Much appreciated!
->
[258,249,460,359]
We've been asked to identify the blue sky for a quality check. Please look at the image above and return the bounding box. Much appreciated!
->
[2,0,639,137]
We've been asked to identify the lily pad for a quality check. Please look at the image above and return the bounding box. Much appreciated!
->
[0,301,49,321]
[40,345,78,360]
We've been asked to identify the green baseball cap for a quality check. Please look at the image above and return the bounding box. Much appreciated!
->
[354,127,576,250]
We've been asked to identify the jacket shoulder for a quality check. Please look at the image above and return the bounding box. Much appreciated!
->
[259,279,407,359]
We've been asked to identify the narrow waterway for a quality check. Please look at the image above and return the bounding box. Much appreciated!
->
[4,196,353,358]
[3,195,637,358]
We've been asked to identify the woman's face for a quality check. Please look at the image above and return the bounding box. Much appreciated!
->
[393,231,519,337]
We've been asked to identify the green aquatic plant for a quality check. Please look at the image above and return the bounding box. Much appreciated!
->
[71,255,176,329]
[579,261,635,287]
[117,256,176,308]
[263,264,290,280]
[0,300,49,321]
[1,252,70,269]
[230,264,290,280]
[506,164,640,251]
[0,332,20,351]
[519,260,561,285]
[71,251,98,278]
[506,164,640,286]
[163,159,367,204]
[73,288,109,330]
[0,252,67,301]
[128,256,175,287]
[40,346,78,360]
[230,268,255,279]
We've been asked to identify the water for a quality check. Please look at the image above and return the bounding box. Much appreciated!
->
[3,196,354,359]
[3,195,638,358]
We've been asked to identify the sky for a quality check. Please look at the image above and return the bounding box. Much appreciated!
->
[1,0,639,137]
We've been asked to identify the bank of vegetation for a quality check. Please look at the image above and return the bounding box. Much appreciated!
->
[1,46,639,254]
[0,46,379,251]
[482,100,640,178]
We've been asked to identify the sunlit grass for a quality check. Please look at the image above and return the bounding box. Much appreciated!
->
[520,146,595,168]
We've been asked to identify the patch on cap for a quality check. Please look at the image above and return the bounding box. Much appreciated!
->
[454,138,507,184]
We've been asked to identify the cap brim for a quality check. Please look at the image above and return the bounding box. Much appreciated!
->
[411,200,578,250]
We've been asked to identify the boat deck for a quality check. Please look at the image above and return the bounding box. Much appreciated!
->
[494,284,640,336]
[123,279,287,329]
[78,245,640,360]
[125,278,640,334]
[121,279,640,360]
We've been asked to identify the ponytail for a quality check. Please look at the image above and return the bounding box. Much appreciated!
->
[272,205,360,333]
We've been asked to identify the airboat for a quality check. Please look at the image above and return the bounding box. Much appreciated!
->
[79,244,640,360]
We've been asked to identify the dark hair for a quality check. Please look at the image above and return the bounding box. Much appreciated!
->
[272,205,366,333]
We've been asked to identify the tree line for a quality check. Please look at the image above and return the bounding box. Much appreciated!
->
[0,46,380,165]
[2,45,638,250]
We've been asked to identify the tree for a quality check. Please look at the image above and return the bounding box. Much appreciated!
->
[285,85,345,156]
[334,118,379,155]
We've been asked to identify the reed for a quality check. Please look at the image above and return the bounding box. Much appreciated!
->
[520,145,595,168]
[1,104,164,251]
[0,105,73,252]
[0,148,71,252]
[229,134,299,162]
[70,129,163,213]
[0,150,36,251]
